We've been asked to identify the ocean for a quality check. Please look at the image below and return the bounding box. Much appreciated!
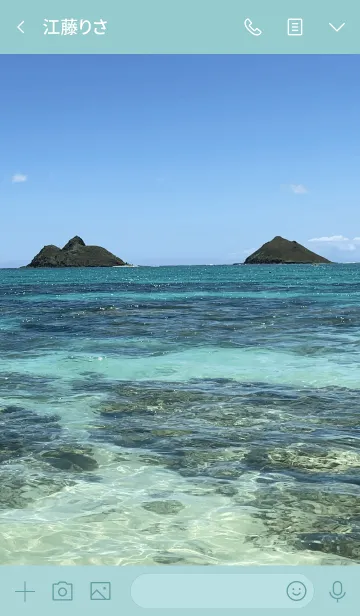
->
[0,264,359,565]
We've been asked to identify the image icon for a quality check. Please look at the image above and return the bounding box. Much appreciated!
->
[287,18,303,36]
[90,582,111,600]
[286,581,307,602]
[52,581,74,601]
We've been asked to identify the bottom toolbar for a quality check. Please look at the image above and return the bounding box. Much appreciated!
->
[0,566,358,613]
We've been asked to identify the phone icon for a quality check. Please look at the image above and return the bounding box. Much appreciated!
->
[244,18,262,36]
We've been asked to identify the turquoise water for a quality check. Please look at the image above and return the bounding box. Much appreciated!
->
[1,264,360,565]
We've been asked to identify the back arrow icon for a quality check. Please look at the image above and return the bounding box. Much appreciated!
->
[17,21,25,33]
[329,22,345,32]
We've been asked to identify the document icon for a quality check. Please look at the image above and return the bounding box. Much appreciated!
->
[90,582,111,601]
[287,18,303,36]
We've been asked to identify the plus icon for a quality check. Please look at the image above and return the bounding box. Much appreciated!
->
[15,582,36,602]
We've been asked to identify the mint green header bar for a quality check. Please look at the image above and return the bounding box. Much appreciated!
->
[1,0,360,53]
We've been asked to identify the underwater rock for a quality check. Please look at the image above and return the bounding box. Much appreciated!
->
[142,500,185,515]
[0,405,62,463]
[215,484,238,497]
[0,470,75,510]
[153,553,188,564]
[0,405,99,510]
[294,533,360,561]
[90,379,360,563]
[41,446,99,471]
[246,484,360,562]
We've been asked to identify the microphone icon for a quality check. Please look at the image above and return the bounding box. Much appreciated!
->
[330,581,346,602]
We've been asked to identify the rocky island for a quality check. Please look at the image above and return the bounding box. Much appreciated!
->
[244,236,331,264]
[26,236,128,268]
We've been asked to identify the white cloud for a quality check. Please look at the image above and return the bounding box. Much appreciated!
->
[308,235,360,252]
[290,184,308,194]
[12,174,27,183]
[308,235,350,243]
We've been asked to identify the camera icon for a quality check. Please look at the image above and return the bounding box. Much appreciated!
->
[52,581,74,601]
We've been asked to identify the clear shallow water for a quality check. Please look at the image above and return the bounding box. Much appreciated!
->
[1,264,360,565]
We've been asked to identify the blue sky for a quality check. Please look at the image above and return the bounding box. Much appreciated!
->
[1,54,359,266]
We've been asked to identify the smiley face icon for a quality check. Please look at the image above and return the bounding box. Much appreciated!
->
[286,581,307,601]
